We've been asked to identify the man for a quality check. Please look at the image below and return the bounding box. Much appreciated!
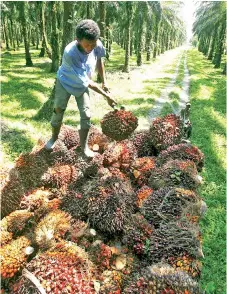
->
[45,19,117,157]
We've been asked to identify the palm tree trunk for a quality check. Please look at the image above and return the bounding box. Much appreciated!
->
[153,17,161,58]
[2,15,10,50]
[86,1,92,18]
[137,2,147,66]
[40,1,52,59]
[213,24,225,68]
[208,28,217,60]
[61,1,74,57]
[99,1,106,45]
[50,2,60,72]
[123,1,133,72]
[18,2,33,66]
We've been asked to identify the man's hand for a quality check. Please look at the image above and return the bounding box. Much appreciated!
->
[102,83,110,93]
[106,94,117,108]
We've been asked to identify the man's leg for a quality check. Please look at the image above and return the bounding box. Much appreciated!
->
[45,80,71,151]
[75,89,94,157]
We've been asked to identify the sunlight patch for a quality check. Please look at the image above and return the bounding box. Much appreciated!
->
[0,76,9,83]
[198,85,214,99]
[30,90,47,103]
[210,133,226,170]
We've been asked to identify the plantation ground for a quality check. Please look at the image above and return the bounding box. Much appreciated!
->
[1,44,226,293]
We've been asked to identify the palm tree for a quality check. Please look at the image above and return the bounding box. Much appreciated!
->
[193,1,226,69]
[151,2,162,59]
[123,1,133,72]
[18,1,33,66]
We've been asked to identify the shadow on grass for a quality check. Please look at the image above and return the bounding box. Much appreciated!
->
[1,122,34,161]
[188,50,226,293]
[119,97,154,105]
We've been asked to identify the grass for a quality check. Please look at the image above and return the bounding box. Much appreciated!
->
[187,49,226,294]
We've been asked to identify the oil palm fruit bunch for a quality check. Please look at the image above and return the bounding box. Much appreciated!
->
[99,269,122,293]
[12,249,96,294]
[89,242,113,271]
[122,214,153,256]
[103,140,137,172]
[148,159,202,190]
[136,186,153,208]
[88,125,111,153]
[87,177,136,234]
[131,130,156,157]
[58,124,80,149]
[35,210,71,249]
[130,157,156,187]
[61,189,89,221]
[1,210,33,235]
[168,253,202,279]
[101,108,138,141]
[1,236,31,279]
[42,164,82,190]
[83,153,104,177]
[141,187,202,228]
[123,263,200,293]
[149,114,184,152]
[158,143,205,172]
[145,222,202,262]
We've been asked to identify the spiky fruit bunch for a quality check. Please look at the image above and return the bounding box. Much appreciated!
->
[123,263,200,293]
[130,157,156,187]
[87,177,135,234]
[35,210,71,249]
[12,250,96,294]
[141,187,202,228]
[89,242,113,271]
[100,270,122,293]
[158,143,205,172]
[58,124,80,149]
[131,130,156,157]
[0,236,31,279]
[145,222,202,262]
[1,210,33,234]
[103,140,137,172]
[83,153,104,177]
[88,125,111,153]
[168,253,202,279]
[42,164,82,190]
[61,189,89,220]
[136,186,153,208]
[123,214,153,256]
[1,172,26,219]
[148,159,201,190]
[149,114,184,152]
[101,109,138,141]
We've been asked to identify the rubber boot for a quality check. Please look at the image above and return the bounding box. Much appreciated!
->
[79,128,95,158]
[44,125,61,151]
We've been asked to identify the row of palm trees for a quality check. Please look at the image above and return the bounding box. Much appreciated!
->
[1,1,186,73]
[193,1,226,73]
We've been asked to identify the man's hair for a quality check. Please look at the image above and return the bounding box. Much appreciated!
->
[76,19,100,41]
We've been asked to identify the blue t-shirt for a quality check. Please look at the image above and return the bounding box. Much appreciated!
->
[57,39,106,97]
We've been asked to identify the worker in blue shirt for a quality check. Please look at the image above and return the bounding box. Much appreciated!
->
[45,19,117,157]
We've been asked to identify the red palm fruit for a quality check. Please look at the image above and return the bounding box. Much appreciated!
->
[101,109,138,141]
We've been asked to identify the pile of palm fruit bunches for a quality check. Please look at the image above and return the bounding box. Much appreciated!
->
[0,108,207,294]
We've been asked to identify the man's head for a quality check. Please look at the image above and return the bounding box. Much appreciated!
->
[76,19,100,54]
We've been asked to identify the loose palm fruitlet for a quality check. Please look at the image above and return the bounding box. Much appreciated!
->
[101,109,138,141]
